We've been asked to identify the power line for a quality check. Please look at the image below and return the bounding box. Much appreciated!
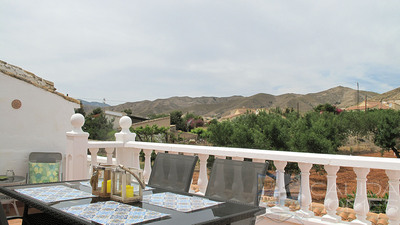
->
[75,97,130,104]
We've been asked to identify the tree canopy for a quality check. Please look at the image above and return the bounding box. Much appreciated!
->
[82,108,115,140]
[207,108,400,157]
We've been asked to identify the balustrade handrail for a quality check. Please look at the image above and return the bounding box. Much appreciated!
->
[88,140,400,171]
[88,141,124,148]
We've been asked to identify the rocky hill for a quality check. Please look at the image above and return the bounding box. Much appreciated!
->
[104,86,379,118]
[371,87,400,101]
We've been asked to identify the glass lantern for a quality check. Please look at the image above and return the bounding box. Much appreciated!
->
[90,164,115,197]
[110,165,145,203]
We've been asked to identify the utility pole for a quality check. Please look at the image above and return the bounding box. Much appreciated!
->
[356,82,359,110]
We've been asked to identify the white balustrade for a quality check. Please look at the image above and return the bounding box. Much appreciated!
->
[88,148,99,166]
[143,149,153,183]
[67,114,400,225]
[271,160,288,212]
[105,148,114,165]
[351,168,370,225]
[197,154,209,194]
[322,165,340,222]
[66,113,89,180]
[297,163,313,218]
[385,170,400,224]
[232,156,244,161]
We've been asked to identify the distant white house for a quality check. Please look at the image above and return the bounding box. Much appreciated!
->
[0,60,80,178]
[105,110,124,129]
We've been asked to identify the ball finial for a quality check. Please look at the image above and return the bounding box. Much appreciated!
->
[70,113,84,133]
[119,116,132,131]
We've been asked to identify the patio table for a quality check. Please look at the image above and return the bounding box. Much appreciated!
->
[0,180,265,225]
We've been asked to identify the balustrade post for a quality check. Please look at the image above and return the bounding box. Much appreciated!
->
[66,114,89,180]
[105,148,114,165]
[351,167,370,225]
[385,170,400,224]
[197,154,209,195]
[115,116,136,167]
[271,160,287,212]
[297,163,313,218]
[143,149,153,183]
[322,165,340,222]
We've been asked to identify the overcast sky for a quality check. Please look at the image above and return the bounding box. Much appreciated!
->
[1,1,400,105]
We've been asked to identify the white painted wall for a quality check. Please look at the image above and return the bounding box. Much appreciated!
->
[0,74,79,178]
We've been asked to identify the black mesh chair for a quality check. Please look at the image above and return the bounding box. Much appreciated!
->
[0,205,60,225]
[206,159,268,225]
[1,203,20,225]
[148,153,198,193]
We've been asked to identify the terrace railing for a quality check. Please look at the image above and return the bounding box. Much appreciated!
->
[66,114,400,225]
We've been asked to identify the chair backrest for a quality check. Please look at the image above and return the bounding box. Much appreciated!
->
[0,203,9,225]
[148,153,198,193]
[28,152,62,184]
[205,159,268,206]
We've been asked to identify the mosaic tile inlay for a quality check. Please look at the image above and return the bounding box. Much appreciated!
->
[142,192,223,213]
[15,185,95,203]
[61,201,169,225]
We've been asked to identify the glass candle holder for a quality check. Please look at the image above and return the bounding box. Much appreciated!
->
[110,165,145,203]
[6,170,14,178]
[90,165,115,197]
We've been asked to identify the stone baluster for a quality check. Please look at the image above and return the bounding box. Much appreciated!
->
[143,149,153,183]
[322,165,340,222]
[350,168,370,225]
[88,148,99,167]
[232,156,244,161]
[197,154,209,195]
[66,113,89,180]
[385,170,400,224]
[105,148,114,165]
[297,163,313,218]
[115,116,136,167]
[271,160,287,212]
[252,159,264,163]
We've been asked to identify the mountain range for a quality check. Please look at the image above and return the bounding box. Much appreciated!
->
[92,86,393,118]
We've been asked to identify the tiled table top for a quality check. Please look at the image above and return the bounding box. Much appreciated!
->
[142,192,223,213]
[15,185,95,203]
[61,201,169,225]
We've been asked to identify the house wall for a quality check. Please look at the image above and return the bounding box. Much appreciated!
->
[0,74,79,178]
[105,111,124,130]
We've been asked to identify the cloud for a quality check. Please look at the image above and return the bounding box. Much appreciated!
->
[1,0,399,105]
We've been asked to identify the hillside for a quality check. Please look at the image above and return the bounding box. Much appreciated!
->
[371,87,400,101]
[104,86,380,118]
